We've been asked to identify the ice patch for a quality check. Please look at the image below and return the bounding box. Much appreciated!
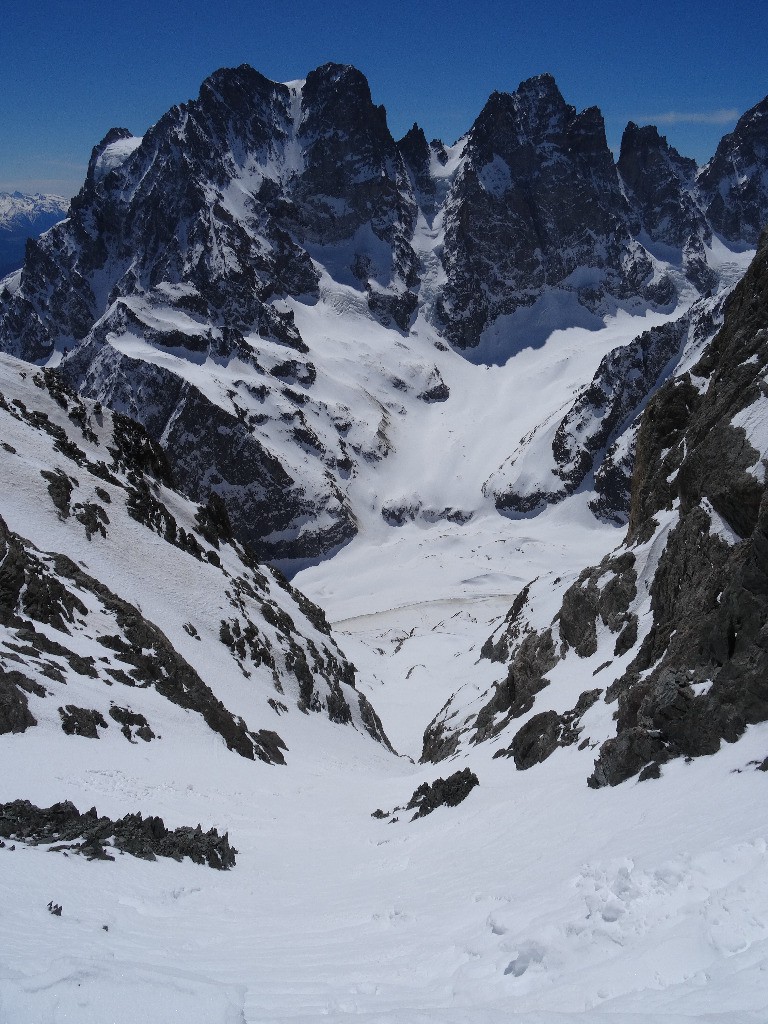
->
[701,498,742,545]
[94,137,143,181]
[478,155,512,196]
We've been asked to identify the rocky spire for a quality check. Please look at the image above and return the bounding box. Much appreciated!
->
[698,94,768,245]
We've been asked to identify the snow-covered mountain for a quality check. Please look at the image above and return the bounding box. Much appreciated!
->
[0,191,69,278]
[2,63,768,1022]
[1,65,766,564]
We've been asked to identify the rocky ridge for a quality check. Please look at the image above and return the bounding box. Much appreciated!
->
[422,229,768,786]
[486,293,728,521]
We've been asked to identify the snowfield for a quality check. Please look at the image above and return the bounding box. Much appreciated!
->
[3,688,768,1022]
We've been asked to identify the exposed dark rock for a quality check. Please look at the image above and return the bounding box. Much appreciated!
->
[588,728,670,788]
[0,670,39,734]
[357,692,395,751]
[420,712,461,764]
[109,705,156,742]
[470,628,558,747]
[438,75,664,350]
[618,121,715,290]
[498,688,601,769]
[698,95,768,245]
[425,545,639,763]
[0,514,87,633]
[58,705,108,738]
[589,433,636,524]
[638,761,662,781]
[1,508,288,763]
[0,799,237,869]
[73,501,109,540]
[589,229,768,785]
[480,585,531,663]
[397,123,437,211]
[405,768,479,819]
[506,710,561,771]
[294,62,418,324]
[558,552,637,659]
[493,297,723,518]
[108,412,173,484]
[416,370,449,403]
[62,341,357,562]
[40,468,76,518]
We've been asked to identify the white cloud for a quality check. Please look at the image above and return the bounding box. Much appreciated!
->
[639,108,740,126]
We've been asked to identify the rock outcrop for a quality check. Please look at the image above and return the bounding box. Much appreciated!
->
[0,355,394,761]
[589,227,768,785]
[0,799,238,869]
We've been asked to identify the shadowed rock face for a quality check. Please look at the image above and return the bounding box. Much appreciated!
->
[698,96,768,246]
[397,124,438,210]
[0,63,416,562]
[618,122,702,248]
[437,75,669,349]
[618,122,716,291]
[488,294,726,523]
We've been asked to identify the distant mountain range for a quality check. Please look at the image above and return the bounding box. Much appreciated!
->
[0,191,69,278]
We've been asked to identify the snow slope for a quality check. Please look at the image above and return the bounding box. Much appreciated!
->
[4,286,768,1021]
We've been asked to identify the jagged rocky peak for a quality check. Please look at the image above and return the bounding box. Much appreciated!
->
[617,121,715,290]
[463,74,614,180]
[698,94,768,245]
[397,123,436,198]
[437,72,670,349]
[477,73,570,140]
[198,62,289,118]
[300,62,387,140]
[295,62,419,327]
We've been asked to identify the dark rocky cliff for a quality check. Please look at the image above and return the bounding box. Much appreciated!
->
[437,75,672,349]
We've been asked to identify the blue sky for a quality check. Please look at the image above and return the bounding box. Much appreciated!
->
[1,0,766,196]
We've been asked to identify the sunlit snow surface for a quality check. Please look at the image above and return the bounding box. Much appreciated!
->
[3,243,768,1022]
